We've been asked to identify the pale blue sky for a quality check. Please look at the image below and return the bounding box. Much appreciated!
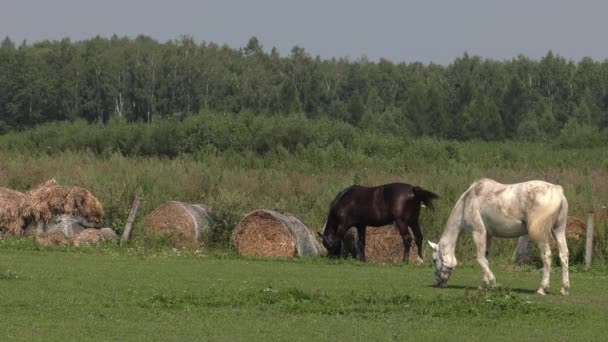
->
[1,0,607,64]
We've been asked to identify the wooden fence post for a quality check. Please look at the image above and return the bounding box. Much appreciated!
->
[121,196,141,246]
[584,211,594,270]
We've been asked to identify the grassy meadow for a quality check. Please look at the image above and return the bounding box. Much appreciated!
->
[1,124,608,340]
[1,242,608,341]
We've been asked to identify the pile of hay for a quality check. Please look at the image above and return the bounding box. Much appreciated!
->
[0,180,117,246]
[19,179,104,230]
[142,201,210,248]
[513,215,588,264]
[232,209,324,258]
[13,179,109,245]
[345,225,420,263]
[0,187,24,235]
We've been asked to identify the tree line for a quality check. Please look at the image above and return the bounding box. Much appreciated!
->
[1,35,607,141]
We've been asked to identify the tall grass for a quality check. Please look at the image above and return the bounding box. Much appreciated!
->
[1,116,607,262]
[0,141,608,257]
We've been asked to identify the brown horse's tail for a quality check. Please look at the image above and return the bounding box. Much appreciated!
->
[413,187,439,209]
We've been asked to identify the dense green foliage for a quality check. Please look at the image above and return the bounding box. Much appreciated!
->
[1,111,607,157]
[1,247,608,340]
[1,35,608,140]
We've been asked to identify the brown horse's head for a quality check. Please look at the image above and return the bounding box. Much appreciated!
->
[318,223,342,258]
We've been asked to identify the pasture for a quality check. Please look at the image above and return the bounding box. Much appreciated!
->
[1,134,607,341]
[1,242,607,341]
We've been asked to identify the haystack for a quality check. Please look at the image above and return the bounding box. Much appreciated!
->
[513,216,587,264]
[19,179,104,238]
[142,201,210,248]
[344,225,420,263]
[0,187,24,235]
[232,209,324,258]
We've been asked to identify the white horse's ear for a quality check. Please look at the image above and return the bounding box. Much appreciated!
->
[427,241,438,250]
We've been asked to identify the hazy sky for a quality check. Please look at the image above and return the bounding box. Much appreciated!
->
[2,0,607,64]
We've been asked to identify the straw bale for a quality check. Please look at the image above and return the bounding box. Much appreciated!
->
[143,201,210,248]
[19,179,104,227]
[0,187,25,235]
[232,209,324,258]
[564,216,586,242]
[345,225,420,263]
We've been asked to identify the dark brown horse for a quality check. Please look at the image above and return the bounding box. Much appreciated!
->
[319,183,438,262]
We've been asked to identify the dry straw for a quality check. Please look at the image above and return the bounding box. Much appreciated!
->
[345,225,420,263]
[232,209,324,258]
[143,201,210,248]
[19,179,104,228]
[0,187,25,235]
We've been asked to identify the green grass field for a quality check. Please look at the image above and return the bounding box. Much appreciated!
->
[1,136,607,341]
[1,243,607,341]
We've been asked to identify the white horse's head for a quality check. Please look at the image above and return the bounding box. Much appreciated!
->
[428,241,454,287]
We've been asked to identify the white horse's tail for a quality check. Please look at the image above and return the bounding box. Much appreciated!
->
[528,187,565,242]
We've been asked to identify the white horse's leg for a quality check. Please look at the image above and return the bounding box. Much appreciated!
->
[536,241,552,295]
[472,229,495,289]
[485,235,496,288]
[553,229,570,295]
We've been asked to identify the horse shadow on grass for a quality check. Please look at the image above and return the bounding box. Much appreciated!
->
[425,284,537,294]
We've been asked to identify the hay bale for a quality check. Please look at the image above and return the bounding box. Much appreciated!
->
[142,201,210,248]
[19,179,104,233]
[345,225,420,263]
[0,187,24,235]
[564,216,586,242]
[232,209,324,258]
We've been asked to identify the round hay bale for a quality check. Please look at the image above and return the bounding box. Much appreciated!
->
[346,225,420,263]
[142,201,210,248]
[232,209,324,258]
[564,216,586,242]
[0,187,24,235]
[19,179,104,232]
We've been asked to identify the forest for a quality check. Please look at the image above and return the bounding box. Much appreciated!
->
[1,35,608,142]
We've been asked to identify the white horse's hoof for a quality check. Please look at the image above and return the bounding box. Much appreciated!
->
[560,288,570,296]
[414,257,424,265]
[536,288,547,296]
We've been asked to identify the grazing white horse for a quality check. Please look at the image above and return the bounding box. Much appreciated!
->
[428,178,570,295]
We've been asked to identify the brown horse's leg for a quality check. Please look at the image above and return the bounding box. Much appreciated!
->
[409,219,424,261]
[356,226,367,262]
[396,219,412,263]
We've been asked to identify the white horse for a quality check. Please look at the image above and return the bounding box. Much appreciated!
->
[428,178,570,295]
